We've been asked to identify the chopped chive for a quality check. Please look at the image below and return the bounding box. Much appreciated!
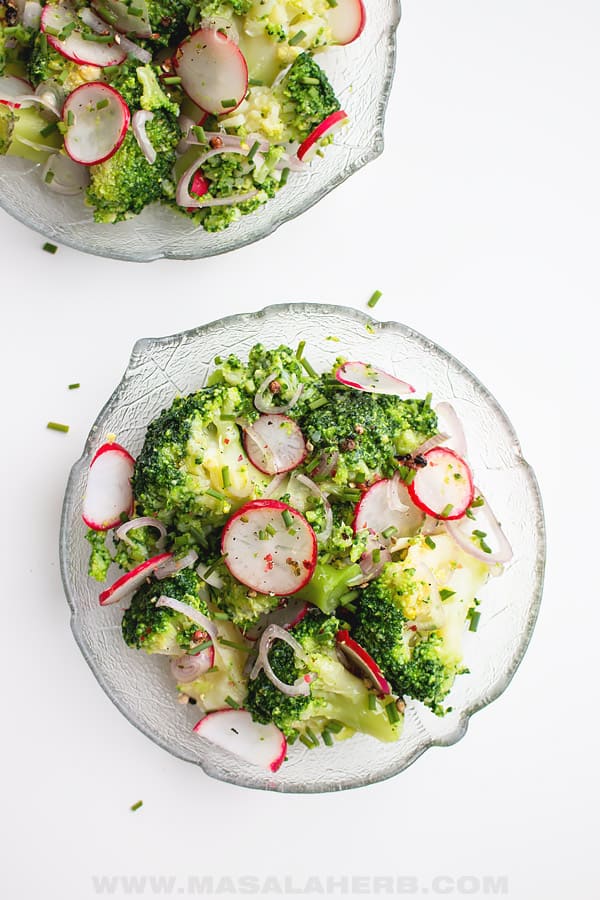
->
[403,468,417,486]
[471,496,485,508]
[479,539,493,554]
[372,548,382,564]
[103,64,121,77]
[96,98,109,110]
[258,529,267,541]
[327,720,344,734]
[368,693,377,711]
[130,800,143,812]
[367,289,382,308]
[424,536,436,550]
[281,509,293,528]
[321,729,333,747]
[287,729,299,745]
[97,4,118,23]
[304,456,321,473]
[66,110,75,127]
[163,76,182,85]
[68,383,80,390]
[326,0,338,6]
[299,734,314,749]
[44,170,55,184]
[186,5,197,24]
[468,611,481,632]
[58,22,77,39]
[381,525,398,540]
[279,166,290,187]
[289,29,306,45]
[206,488,227,502]
[220,98,237,108]
[247,140,260,162]
[248,78,264,86]
[338,590,359,607]
[205,665,219,674]
[202,554,225,579]
[224,695,240,709]
[47,421,69,433]
[43,242,58,254]
[385,701,401,725]
[40,33,48,52]
[309,396,327,411]
[441,503,454,518]
[213,612,230,621]
[473,529,487,538]
[220,413,237,421]
[189,640,212,654]
[304,726,319,747]
[265,523,276,536]
[439,588,456,601]
[82,33,114,43]
[300,356,318,379]
[221,465,231,488]
[217,638,250,652]
[424,391,433,408]
[129,5,143,14]
[43,26,60,36]
[296,340,306,359]
[192,125,207,143]
[301,76,320,85]
[41,122,58,138]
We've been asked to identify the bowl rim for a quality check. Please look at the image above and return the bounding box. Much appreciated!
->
[0,2,402,263]
[60,302,546,791]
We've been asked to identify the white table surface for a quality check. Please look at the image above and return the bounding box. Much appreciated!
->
[1,2,598,898]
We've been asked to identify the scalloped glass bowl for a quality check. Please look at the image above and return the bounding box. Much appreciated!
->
[0,3,400,261]
[60,303,545,792]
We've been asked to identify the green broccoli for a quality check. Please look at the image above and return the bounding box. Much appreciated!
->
[86,110,180,223]
[197,0,251,15]
[296,560,363,614]
[27,31,97,92]
[178,616,250,711]
[132,382,267,541]
[146,0,190,44]
[246,611,402,743]
[136,64,180,115]
[113,522,163,571]
[210,343,309,409]
[122,568,208,654]
[1,7,33,76]
[86,529,113,582]
[278,52,340,142]
[0,102,62,162]
[205,565,279,631]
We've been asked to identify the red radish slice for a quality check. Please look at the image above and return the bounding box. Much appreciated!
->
[352,478,424,543]
[41,3,126,67]
[446,489,513,565]
[174,28,248,117]
[171,646,215,682]
[327,0,366,45]
[91,0,152,38]
[82,442,135,530]
[0,75,33,109]
[193,709,287,772]
[297,109,349,163]
[408,447,474,520]
[63,83,130,166]
[335,360,415,395]
[221,500,317,596]
[435,402,468,458]
[99,553,172,606]
[336,630,391,695]
[243,415,307,476]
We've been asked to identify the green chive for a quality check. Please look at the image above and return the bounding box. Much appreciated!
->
[326,0,338,6]
[471,496,485,508]
[289,29,306,45]
[439,588,456,601]
[82,33,114,43]
[479,539,493,554]
[217,638,250,652]
[248,78,264,86]
[287,729,299,745]
[163,76,182,85]
[372,548,381,564]
[338,590,359,607]
[282,509,293,528]
[309,396,327,410]
[403,468,416,486]
[213,612,230,621]
[96,98,109,110]
[224,695,240,709]
[299,734,314,749]
[424,536,436,549]
[279,166,290,187]
[44,26,60,36]
[44,171,55,184]
[66,110,74,127]
[258,529,267,541]
[247,140,260,162]
[424,391,433,407]
[103,65,121,78]
[327,720,344,734]
[322,729,333,747]
[301,76,320,85]
[189,640,212,655]
[300,356,318,379]
[473,529,487,538]
[367,289,382,308]
[296,340,306,359]
[130,800,143,812]
[97,4,118,24]
[40,33,48,53]
[43,242,58,254]
[47,421,69,433]
[468,611,481,632]
[68,383,80,390]
[368,693,376,711]
[381,525,398,540]
[305,456,321,473]
[202,555,225,579]
[221,98,237,108]
[221,466,231,488]
[220,413,237,421]
[304,726,319,747]
[59,22,77,39]
[265,523,276,536]
[385,701,401,725]
[441,503,454,518]
[205,665,219,674]
[129,5,143,14]
[193,125,207,143]
[206,488,226,502]
[41,122,58,138]
[186,5,197,24]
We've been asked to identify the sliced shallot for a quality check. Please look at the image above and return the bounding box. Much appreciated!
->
[170,647,215,683]
[115,516,167,548]
[155,549,198,580]
[435,402,468,458]
[132,110,156,164]
[254,372,304,414]
[250,624,313,697]
[293,473,333,543]
[156,595,218,645]
[445,489,513,564]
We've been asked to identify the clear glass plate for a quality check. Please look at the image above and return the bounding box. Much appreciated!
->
[0,2,401,262]
[60,303,546,792]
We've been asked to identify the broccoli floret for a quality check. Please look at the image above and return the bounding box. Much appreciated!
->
[299,388,438,485]
[246,611,402,743]
[112,523,163,571]
[179,616,250,711]
[103,63,179,116]
[278,52,340,142]
[207,565,279,631]
[197,0,251,17]
[146,0,190,44]
[0,102,62,162]
[86,110,179,223]
[210,342,309,410]
[86,530,113,582]
[27,31,100,92]
[122,568,208,654]
[1,8,33,76]
[399,633,459,715]
[132,382,267,540]
[296,561,362,614]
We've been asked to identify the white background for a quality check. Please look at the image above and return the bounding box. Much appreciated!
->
[1,1,598,898]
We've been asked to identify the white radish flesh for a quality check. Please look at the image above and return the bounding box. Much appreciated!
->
[42,152,90,195]
[221,500,317,596]
[92,0,152,38]
[98,553,172,606]
[82,442,134,530]
[0,75,33,109]
[243,415,306,476]
[63,83,130,165]
[41,3,126,67]
[408,448,474,520]
[174,28,248,117]
[297,109,349,163]
[327,0,366,45]
[334,360,415,396]
[353,478,424,543]
[193,709,287,772]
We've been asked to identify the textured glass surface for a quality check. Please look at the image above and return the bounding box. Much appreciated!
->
[60,304,545,792]
[0,2,401,262]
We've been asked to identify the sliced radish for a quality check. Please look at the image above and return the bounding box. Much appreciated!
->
[0,75,33,109]
[41,3,127,67]
[193,709,287,772]
[408,447,474,520]
[352,478,424,543]
[297,109,349,163]
[82,442,135,531]
[243,415,307,476]
[221,500,317,596]
[446,489,513,565]
[98,553,172,606]
[327,0,366,45]
[336,630,391,695]
[435,402,468,458]
[91,0,152,38]
[174,28,248,117]
[171,645,215,682]
[335,360,415,395]
[63,83,130,166]
[245,597,309,641]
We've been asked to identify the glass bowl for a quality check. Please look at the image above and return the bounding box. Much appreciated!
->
[0,2,401,262]
[60,303,545,792]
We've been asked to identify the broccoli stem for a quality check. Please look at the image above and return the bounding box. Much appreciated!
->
[296,562,363,614]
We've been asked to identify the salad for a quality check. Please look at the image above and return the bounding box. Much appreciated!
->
[0,0,364,230]
[83,344,513,773]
